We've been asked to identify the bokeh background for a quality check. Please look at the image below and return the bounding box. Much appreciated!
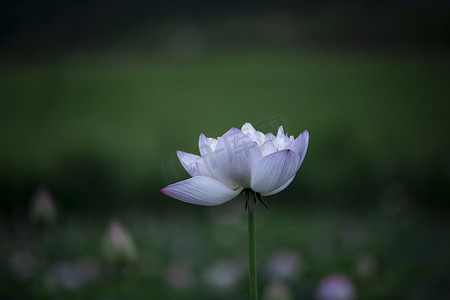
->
[1,0,450,299]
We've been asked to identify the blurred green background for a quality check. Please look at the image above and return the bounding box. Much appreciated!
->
[1,1,450,299]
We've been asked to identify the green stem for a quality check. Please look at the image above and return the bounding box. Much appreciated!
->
[248,209,258,300]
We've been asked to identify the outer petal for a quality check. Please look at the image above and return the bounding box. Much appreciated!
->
[251,149,300,195]
[261,175,295,196]
[286,130,309,166]
[161,176,242,206]
[210,128,262,188]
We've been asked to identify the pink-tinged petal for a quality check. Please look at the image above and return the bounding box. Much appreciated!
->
[210,128,262,188]
[177,151,202,177]
[161,176,242,206]
[286,130,309,166]
[261,175,295,196]
[251,149,300,195]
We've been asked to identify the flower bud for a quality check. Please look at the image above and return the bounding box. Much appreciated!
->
[102,219,137,265]
[30,186,56,225]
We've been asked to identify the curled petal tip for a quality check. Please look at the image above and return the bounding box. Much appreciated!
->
[160,188,166,194]
[299,130,309,142]
[241,122,255,131]
[277,125,285,135]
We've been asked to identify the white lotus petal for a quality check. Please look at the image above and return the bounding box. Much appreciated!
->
[275,126,288,149]
[286,130,309,166]
[177,151,202,177]
[265,133,276,143]
[261,175,295,196]
[242,123,268,146]
[254,130,267,146]
[199,133,217,176]
[199,133,212,157]
[161,176,242,206]
[260,139,277,156]
[251,149,300,195]
[195,160,211,177]
[207,138,218,151]
[277,125,285,138]
[176,151,211,177]
[211,128,262,188]
[241,122,256,135]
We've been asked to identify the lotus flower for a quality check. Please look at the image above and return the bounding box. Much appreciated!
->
[161,122,308,208]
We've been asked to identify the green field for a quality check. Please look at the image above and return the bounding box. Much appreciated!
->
[1,46,449,299]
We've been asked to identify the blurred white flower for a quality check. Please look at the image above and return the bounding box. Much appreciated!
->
[202,259,244,291]
[265,249,302,281]
[316,274,356,300]
[161,122,308,207]
[49,261,85,290]
[30,186,56,225]
[8,251,37,280]
[48,259,99,290]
